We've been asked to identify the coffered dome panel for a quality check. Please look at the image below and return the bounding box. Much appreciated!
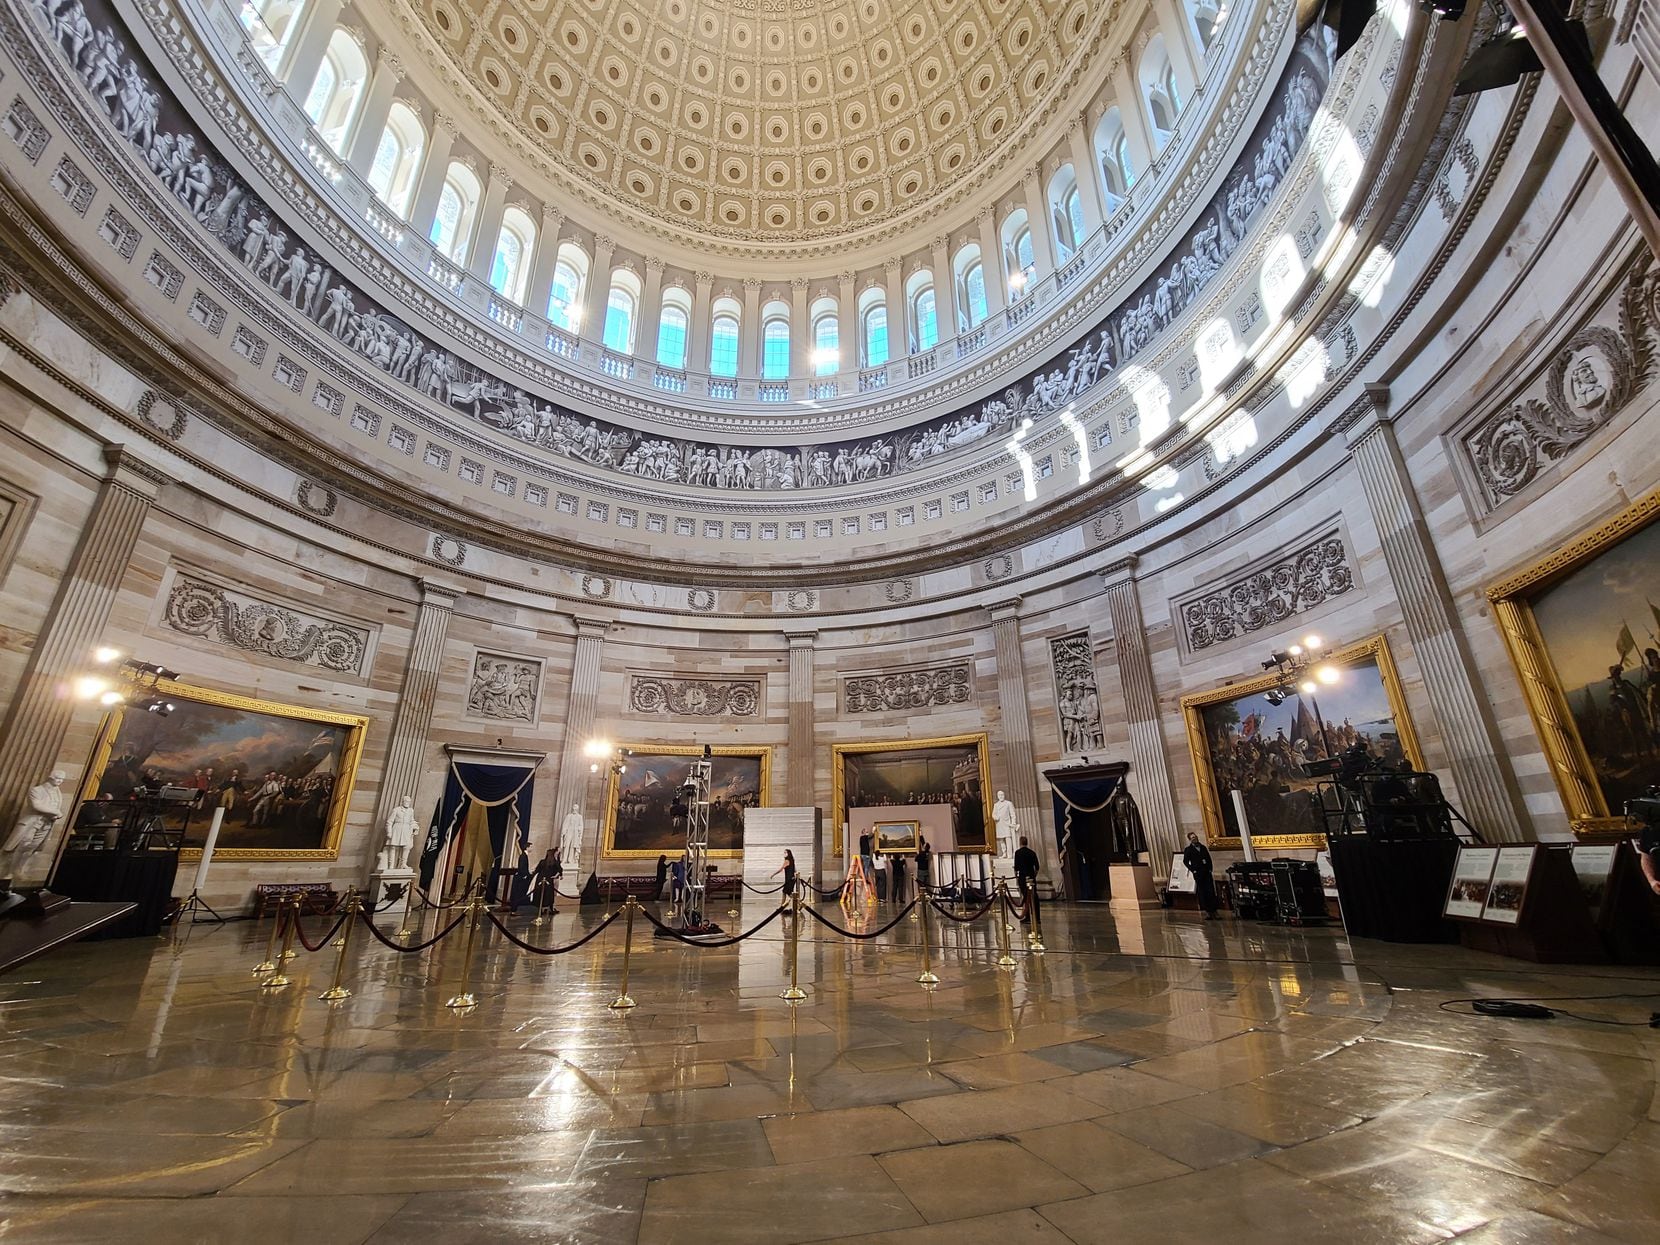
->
[420,0,1100,243]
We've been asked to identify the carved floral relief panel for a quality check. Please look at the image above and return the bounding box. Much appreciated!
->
[843,663,973,714]
[159,570,373,676]
[628,675,761,717]
[1174,526,1357,655]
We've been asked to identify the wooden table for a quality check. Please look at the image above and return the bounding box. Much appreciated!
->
[0,902,138,975]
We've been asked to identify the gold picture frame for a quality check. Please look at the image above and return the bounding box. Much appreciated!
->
[1487,488,1660,838]
[831,732,992,857]
[1179,634,1423,849]
[77,678,368,861]
[873,820,922,853]
[600,745,771,859]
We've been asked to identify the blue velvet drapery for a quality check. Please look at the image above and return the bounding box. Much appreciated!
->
[1048,770,1125,901]
[418,761,536,902]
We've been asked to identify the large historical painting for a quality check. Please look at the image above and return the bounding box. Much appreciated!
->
[1181,636,1421,846]
[80,681,367,860]
[1490,492,1660,833]
[601,747,769,858]
[831,734,992,854]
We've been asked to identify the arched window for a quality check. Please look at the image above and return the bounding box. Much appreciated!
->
[907,271,939,352]
[953,244,988,331]
[303,31,367,154]
[1095,107,1136,210]
[810,298,840,375]
[857,291,887,368]
[1188,0,1224,51]
[428,162,481,263]
[545,243,589,333]
[240,0,305,70]
[709,297,741,377]
[761,300,791,381]
[488,206,536,303]
[367,102,425,217]
[1140,39,1180,149]
[602,270,642,354]
[1048,167,1087,260]
[1001,208,1036,301]
[657,287,692,368]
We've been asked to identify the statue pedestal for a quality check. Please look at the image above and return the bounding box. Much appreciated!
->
[1108,862,1161,913]
[367,868,416,912]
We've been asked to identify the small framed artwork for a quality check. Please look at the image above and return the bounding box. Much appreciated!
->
[873,820,921,854]
[77,679,368,860]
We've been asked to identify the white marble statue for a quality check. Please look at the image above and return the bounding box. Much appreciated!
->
[376,794,416,873]
[1,771,66,883]
[558,802,584,873]
[991,789,1019,859]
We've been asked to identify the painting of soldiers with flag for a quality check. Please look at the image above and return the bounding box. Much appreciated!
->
[1181,636,1420,846]
[601,746,769,858]
[1490,493,1660,833]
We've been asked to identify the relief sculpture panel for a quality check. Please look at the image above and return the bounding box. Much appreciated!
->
[1050,632,1106,755]
[844,663,972,713]
[1177,528,1355,653]
[628,675,760,717]
[161,572,371,675]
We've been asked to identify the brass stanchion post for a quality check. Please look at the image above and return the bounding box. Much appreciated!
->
[780,890,807,1002]
[915,898,939,987]
[263,898,300,988]
[331,887,352,948]
[318,890,360,1002]
[445,893,484,1010]
[996,884,1017,968]
[253,896,285,974]
[395,881,415,941]
[531,877,550,928]
[1028,883,1045,954]
[609,896,638,1011]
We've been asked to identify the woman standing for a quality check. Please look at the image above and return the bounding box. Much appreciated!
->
[654,853,669,901]
[915,837,932,897]
[771,849,797,910]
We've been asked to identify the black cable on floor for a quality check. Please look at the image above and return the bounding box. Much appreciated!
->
[1437,989,1660,1026]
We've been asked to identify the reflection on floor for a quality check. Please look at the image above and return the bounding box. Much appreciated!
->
[0,898,1656,1243]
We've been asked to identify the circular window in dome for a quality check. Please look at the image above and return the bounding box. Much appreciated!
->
[628,171,654,196]
[765,116,789,143]
[675,190,699,214]
[850,146,874,173]
[889,128,914,155]
[645,84,667,111]
[882,85,904,113]
[830,15,848,39]
[699,14,718,37]
[483,65,502,91]
[839,57,862,84]
[860,1,878,22]
[972,67,995,96]
[685,101,707,128]
[766,71,787,97]
[723,158,748,183]
[720,200,746,225]
[805,112,828,139]
[855,190,879,214]
[433,6,452,34]
[530,107,556,136]
[981,109,1007,139]
[727,114,749,140]
[602,56,628,86]
[807,158,831,183]
[1008,19,1033,53]
[579,142,608,171]
[939,143,966,172]
[562,23,587,53]
[692,57,714,83]
[1023,61,1049,95]
[766,205,791,228]
[666,0,685,17]
[931,102,955,131]
[810,201,834,224]
[680,146,705,173]
[499,21,521,49]
[842,101,867,129]
[765,160,789,186]
[655,39,677,66]
[954,24,978,54]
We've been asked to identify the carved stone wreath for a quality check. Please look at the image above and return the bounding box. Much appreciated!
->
[687,587,717,612]
[581,574,612,599]
[134,389,186,439]
[430,534,466,566]
[295,479,337,517]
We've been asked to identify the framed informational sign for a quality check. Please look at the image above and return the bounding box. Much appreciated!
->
[1314,849,1338,898]
[1445,846,1499,919]
[1570,844,1617,912]
[1167,852,1197,893]
[1481,845,1537,925]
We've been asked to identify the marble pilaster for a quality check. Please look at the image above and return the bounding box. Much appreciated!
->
[785,632,815,808]
[552,618,608,869]
[988,601,1044,867]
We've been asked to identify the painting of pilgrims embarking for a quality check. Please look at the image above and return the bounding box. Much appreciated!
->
[1490,493,1660,833]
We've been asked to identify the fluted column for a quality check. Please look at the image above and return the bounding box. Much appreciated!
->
[1100,558,1183,870]
[406,115,456,236]
[1067,114,1107,230]
[637,258,666,362]
[689,271,714,373]
[277,0,343,89]
[929,235,962,339]
[1344,388,1528,841]
[739,277,762,376]
[988,602,1044,867]
[1110,53,1159,173]
[882,258,906,363]
[465,165,512,282]
[835,271,857,380]
[580,236,616,347]
[1153,0,1202,100]
[0,447,167,829]
[524,207,568,319]
[345,51,403,177]
[551,619,608,868]
[786,632,816,808]
[976,209,1009,310]
[788,277,811,378]
[370,580,458,859]
[1023,170,1059,274]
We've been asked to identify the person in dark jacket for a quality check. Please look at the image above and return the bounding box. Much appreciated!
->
[1013,836,1040,925]
[1182,831,1220,918]
[654,853,669,900]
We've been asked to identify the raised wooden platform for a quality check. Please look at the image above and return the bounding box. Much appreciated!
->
[0,901,138,975]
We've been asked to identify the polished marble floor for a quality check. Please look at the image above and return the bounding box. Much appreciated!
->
[1,895,1657,1243]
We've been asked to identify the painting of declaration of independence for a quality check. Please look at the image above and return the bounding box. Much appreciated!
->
[1183,638,1418,843]
[602,747,769,858]
[1527,517,1660,817]
[81,683,366,858]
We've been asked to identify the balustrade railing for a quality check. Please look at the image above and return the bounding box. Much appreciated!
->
[488,295,525,332]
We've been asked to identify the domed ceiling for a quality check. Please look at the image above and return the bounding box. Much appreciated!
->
[417,0,1102,244]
